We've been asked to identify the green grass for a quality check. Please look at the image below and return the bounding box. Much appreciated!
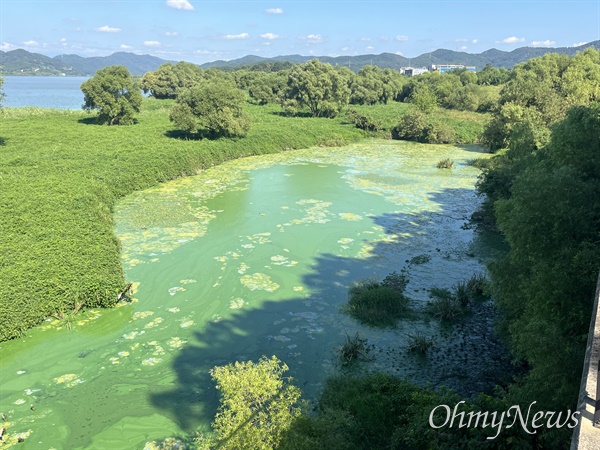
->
[345,277,409,327]
[0,100,365,341]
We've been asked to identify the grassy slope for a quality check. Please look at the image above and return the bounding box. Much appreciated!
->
[0,100,364,341]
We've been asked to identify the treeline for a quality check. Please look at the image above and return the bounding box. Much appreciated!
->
[476,47,600,422]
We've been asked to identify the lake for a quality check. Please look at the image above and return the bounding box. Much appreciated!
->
[0,140,510,448]
[1,76,90,109]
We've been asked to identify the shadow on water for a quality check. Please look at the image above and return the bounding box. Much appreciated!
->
[150,187,514,433]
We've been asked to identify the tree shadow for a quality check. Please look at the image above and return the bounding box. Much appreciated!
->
[165,129,244,141]
[77,116,139,126]
[0,137,7,146]
[270,111,313,118]
[149,187,514,433]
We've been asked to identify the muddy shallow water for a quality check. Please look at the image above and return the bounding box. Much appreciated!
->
[0,139,510,449]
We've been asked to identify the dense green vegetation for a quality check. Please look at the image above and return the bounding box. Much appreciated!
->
[170,78,250,137]
[81,65,142,125]
[344,273,409,327]
[0,101,365,341]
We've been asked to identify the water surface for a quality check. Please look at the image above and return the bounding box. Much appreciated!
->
[0,140,508,449]
[2,76,89,109]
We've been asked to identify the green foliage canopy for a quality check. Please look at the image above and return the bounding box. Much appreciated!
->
[281,59,351,117]
[81,65,142,125]
[199,356,303,450]
[140,61,205,99]
[170,78,251,138]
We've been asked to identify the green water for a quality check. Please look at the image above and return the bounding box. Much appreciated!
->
[0,140,508,449]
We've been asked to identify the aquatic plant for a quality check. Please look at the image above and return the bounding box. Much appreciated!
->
[337,332,370,365]
[426,290,463,322]
[345,278,409,327]
[406,332,435,354]
[436,158,455,169]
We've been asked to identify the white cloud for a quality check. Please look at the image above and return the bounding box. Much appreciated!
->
[97,25,121,33]
[573,41,588,47]
[23,40,40,47]
[224,33,249,40]
[167,0,194,11]
[60,37,67,43]
[260,32,280,40]
[498,36,525,44]
[395,51,404,56]
[144,40,161,47]
[302,34,323,44]
[165,31,178,36]
[459,46,468,51]
[359,37,372,42]
[341,46,351,51]
[472,39,479,44]
[120,44,133,49]
[455,38,469,43]
[366,46,374,50]
[265,8,283,14]
[380,36,390,41]
[395,35,409,41]
[530,40,556,47]
[0,42,16,50]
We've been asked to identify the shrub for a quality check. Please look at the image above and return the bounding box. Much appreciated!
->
[425,121,455,144]
[391,110,428,142]
[170,78,250,138]
[346,109,383,132]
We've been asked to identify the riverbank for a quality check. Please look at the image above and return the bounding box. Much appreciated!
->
[0,100,365,341]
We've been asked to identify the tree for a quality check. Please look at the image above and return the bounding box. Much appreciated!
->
[81,65,142,125]
[408,84,437,113]
[198,356,303,450]
[281,59,350,117]
[140,61,206,99]
[170,78,250,138]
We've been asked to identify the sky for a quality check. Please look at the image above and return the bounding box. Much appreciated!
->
[0,0,599,64]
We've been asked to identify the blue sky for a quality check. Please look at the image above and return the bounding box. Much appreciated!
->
[1,1,599,63]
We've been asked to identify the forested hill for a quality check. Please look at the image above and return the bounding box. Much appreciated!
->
[1,40,599,75]
[0,49,172,76]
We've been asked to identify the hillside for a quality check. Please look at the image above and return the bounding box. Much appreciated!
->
[1,40,599,76]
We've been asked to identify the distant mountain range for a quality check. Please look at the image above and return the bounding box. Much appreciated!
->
[1,41,599,76]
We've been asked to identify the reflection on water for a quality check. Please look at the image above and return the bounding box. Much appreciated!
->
[0,140,509,449]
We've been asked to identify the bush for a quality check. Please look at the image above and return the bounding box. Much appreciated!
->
[170,79,250,138]
[424,121,455,144]
[345,278,409,327]
[391,110,427,142]
[346,109,382,132]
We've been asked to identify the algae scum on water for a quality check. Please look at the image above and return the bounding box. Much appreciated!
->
[0,140,508,449]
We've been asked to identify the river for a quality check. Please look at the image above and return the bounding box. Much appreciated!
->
[0,140,509,448]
